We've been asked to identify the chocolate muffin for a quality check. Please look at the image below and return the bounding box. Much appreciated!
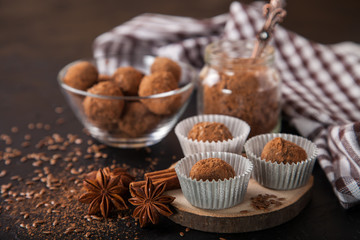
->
[118,101,161,137]
[113,66,144,96]
[151,57,181,83]
[63,61,98,91]
[261,137,308,164]
[83,81,125,129]
[138,71,180,115]
[190,158,235,181]
[187,122,233,142]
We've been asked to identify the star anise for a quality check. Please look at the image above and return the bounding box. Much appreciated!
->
[79,168,128,218]
[105,167,135,188]
[129,177,175,227]
[86,167,134,193]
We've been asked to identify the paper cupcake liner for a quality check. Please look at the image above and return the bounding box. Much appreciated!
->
[175,114,250,156]
[244,133,318,190]
[175,151,253,209]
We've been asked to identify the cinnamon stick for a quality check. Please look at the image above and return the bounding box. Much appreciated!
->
[144,168,175,178]
[130,168,180,191]
[148,172,176,181]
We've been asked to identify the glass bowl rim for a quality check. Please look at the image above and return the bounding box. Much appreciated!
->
[57,55,197,100]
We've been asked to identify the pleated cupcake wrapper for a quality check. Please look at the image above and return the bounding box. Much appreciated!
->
[175,152,253,210]
[244,133,318,190]
[175,114,250,156]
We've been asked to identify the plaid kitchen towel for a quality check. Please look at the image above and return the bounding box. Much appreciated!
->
[93,1,360,208]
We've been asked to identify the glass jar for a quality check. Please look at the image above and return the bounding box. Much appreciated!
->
[198,39,281,137]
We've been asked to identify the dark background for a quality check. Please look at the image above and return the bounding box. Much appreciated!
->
[1,0,360,239]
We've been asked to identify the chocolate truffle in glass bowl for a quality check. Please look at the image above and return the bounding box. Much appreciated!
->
[113,66,144,96]
[98,74,113,82]
[150,57,181,83]
[58,55,196,148]
[63,61,98,91]
[117,101,161,138]
[138,71,181,115]
[83,81,125,130]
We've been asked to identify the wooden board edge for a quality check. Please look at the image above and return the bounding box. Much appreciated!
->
[167,186,313,233]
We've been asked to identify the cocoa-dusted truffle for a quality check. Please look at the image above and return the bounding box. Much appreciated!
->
[98,74,112,82]
[113,66,144,96]
[63,61,98,91]
[190,158,235,181]
[187,122,233,142]
[261,137,308,164]
[118,101,161,137]
[151,57,181,83]
[83,81,125,128]
[138,71,180,115]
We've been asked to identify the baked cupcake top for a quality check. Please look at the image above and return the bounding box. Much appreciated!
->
[261,137,308,164]
[187,121,233,142]
[189,157,235,181]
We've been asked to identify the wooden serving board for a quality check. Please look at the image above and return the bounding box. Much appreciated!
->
[166,177,313,233]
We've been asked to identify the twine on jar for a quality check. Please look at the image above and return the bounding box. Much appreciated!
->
[251,0,287,58]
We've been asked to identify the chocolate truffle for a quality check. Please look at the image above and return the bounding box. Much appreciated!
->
[261,137,308,164]
[118,101,161,137]
[190,158,235,181]
[187,122,233,142]
[98,74,112,82]
[138,71,180,115]
[113,66,144,96]
[63,61,98,91]
[151,57,181,83]
[83,81,125,129]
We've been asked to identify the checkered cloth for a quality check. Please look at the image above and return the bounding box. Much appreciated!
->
[93,2,360,208]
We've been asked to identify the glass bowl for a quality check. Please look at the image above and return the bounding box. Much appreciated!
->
[57,55,197,148]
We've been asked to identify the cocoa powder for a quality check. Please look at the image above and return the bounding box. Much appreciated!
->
[202,67,280,137]
[250,194,285,211]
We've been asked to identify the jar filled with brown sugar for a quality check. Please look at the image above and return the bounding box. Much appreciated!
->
[198,39,281,137]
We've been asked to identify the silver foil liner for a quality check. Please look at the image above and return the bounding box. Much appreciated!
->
[175,152,253,209]
[175,114,250,156]
[244,133,318,190]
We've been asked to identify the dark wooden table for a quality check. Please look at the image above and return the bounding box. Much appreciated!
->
[1,0,360,239]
